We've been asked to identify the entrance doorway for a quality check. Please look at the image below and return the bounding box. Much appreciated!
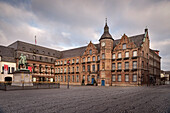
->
[101,80,105,86]
[91,78,94,84]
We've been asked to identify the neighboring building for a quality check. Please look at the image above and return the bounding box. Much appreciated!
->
[0,46,16,82]
[149,49,161,85]
[55,21,161,86]
[160,70,170,85]
[8,41,61,82]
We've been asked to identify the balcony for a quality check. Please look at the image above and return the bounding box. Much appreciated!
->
[96,60,100,63]
[71,72,74,74]
[82,62,85,64]
[76,72,79,74]
[76,62,79,64]
[87,61,91,64]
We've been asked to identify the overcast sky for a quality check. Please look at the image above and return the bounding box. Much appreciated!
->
[0,0,170,71]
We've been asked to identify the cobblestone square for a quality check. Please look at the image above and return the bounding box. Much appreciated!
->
[0,85,170,113]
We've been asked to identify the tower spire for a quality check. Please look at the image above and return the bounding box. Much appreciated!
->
[99,18,114,41]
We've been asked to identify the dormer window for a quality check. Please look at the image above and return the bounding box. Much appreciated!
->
[123,43,126,49]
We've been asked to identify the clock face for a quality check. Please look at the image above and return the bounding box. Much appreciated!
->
[101,42,105,47]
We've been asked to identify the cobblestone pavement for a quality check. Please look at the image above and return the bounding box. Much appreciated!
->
[0,85,170,113]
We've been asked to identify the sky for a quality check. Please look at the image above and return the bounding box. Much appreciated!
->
[0,0,170,71]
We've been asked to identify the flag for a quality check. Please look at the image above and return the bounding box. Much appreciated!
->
[35,36,37,45]
[67,60,70,65]
[28,66,32,72]
[4,65,8,74]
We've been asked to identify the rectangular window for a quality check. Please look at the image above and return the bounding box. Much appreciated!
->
[64,75,66,82]
[64,67,66,73]
[76,66,79,72]
[72,75,74,82]
[58,61,60,65]
[58,68,60,73]
[125,74,129,82]
[68,67,70,72]
[55,68,58,73]
[61,76,63,82]
[61,68,63,73]
[118,63,121,70]
[8,67,10,74]
[112,63,115,70]
[87,57,90,62]
[97,64,100,71]
[64,60,66,64]
[133,61,137,69]
[123,43,126,49]
[89,50,92,55]
[83,58,85,62]
[97,56,100,61]
[133,50,137,57]
[133,75,137,82]
[58,75,60,82]
[92,56,95,61]
[12,67,15,73]
[112,75,116,82]
[76,75,79,82]
[125,62,129,69]
[87,65,90,72]
[76,58,79,63]
[118,75,121,82]
[112,54,116,59]
[118,53,122,58]
[68,75,70,82]
[87,75,90,82]
[61,61,63,65]
[92,64,95,72]
[72,59,75,64]
[125,52,129,58]
[2,66,4,73]
[142,61,144,68]
[72,67,74,72]
[83,66,85,71]
[102,53,105,59]
[55,76,57,82]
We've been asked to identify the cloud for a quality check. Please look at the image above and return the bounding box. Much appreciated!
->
[0,0,170,70]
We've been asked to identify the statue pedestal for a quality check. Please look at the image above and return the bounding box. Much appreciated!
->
[12,69,33,86]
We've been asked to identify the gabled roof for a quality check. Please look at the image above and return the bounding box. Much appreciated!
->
[60,34,145,58]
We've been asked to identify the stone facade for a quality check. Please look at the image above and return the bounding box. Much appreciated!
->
[55,22,161,86]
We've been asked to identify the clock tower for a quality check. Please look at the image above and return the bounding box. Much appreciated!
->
[99,19,114,86]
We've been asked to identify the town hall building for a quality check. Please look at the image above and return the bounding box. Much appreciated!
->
[55,21,161,86]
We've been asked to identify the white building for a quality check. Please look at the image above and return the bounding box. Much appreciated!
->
[0,46,16,82]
